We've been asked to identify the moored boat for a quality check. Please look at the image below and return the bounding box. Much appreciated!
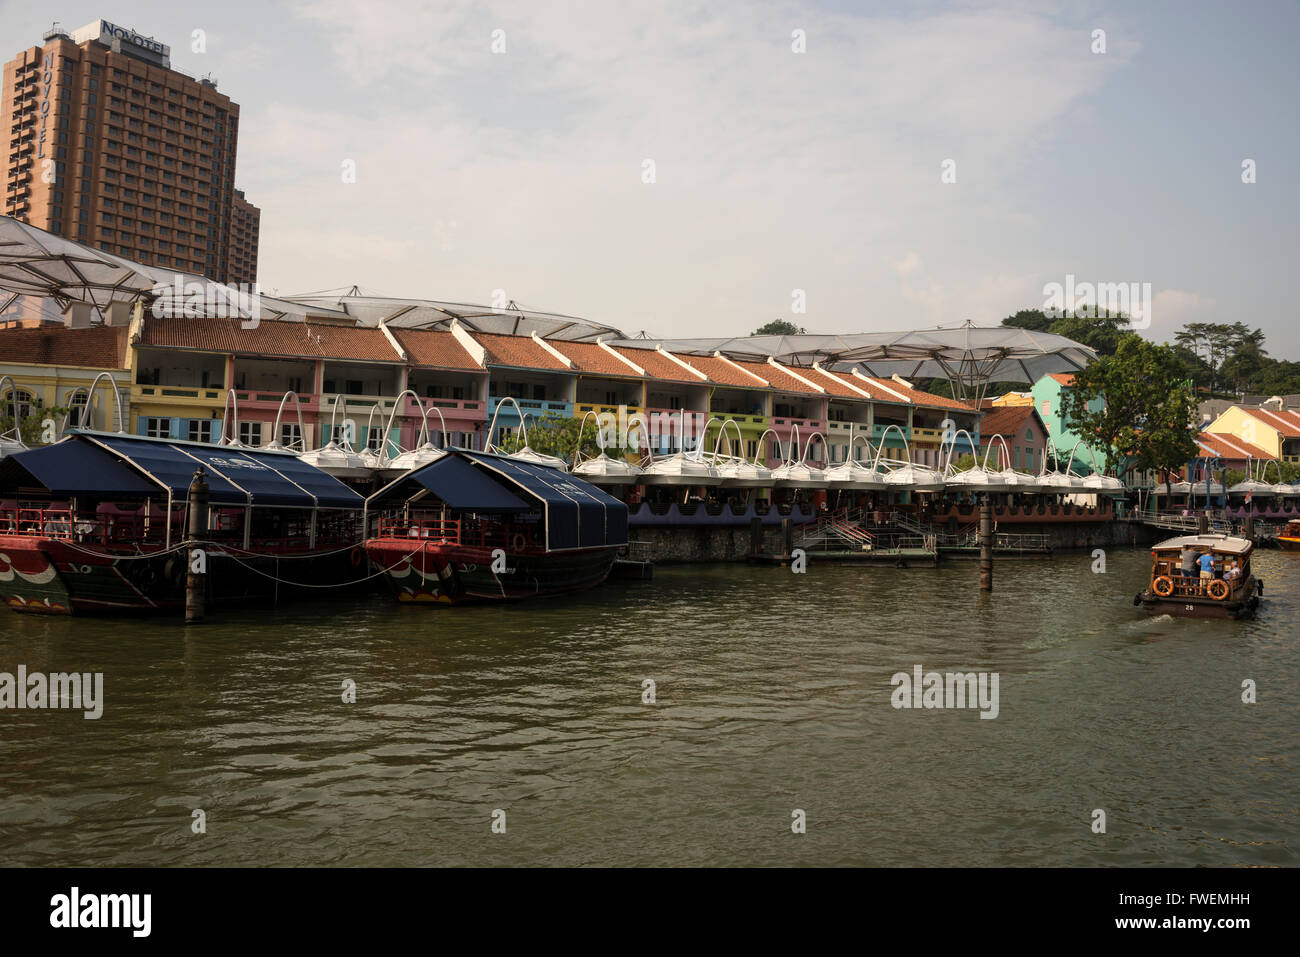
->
[1134,534,1263,619]
[0,431,367,615]
[1277,519,1300,551]
[364,449,628,604]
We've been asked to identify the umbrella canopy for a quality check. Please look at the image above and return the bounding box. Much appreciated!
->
[641,451,721,486]
[882,463,946,492]
[573,452,644,485]
[712,457,774,488]
[822,459,887,490]
[945,467,1013,494]
[606,321,1096,404]
[0,215,157,312]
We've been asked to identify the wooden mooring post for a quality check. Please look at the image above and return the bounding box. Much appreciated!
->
[979,499,993,591]
[185,468,208,624]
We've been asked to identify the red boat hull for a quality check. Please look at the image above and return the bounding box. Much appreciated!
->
[366,538,619,604]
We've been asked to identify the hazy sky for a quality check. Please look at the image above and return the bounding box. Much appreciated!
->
[4,1,1297,352]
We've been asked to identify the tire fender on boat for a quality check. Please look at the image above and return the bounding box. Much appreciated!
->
[350,546,364,567]
[512,532,527,552]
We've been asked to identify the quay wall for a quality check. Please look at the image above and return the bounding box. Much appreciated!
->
[632,520,1164,564]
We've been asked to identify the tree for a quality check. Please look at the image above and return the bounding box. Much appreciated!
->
[492,413,604,463]
[1001,307,1137,358]
[0,400,68,446]
[752,319,805,336]
[1060,337,1199,477]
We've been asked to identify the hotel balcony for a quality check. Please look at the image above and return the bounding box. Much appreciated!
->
[403,393,486,422]
[132,383,228,407]
[708,411,769,431]
[826,420,871,437]
[771,415,825,434]
[487,396,573,423]
[231,389,323,416]
[573,401,642,419]
[872,423,912,444]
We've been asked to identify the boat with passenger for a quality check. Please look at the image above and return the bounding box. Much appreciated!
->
[364,448,628,604]
[1135,534,1263,619]
[1277,519,1300,551]
[0,431,367,615]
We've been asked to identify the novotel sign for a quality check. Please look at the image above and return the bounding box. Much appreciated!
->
[75,19,170,58]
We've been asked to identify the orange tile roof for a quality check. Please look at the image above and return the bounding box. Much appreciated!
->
[1048,373,1077,385]
[391,329,482,371]
[141,317,401,362]
[473,332,571,371]
[736,359,821,395]
[809,366,874,400]
[979,405,1042,439]
[858,376,976,412]
[677,354,768,389]
[0,322,129,368]
[550,340,642,378]
[1241,407,1300,438]
[1195,431,1273,461]
[609,345,704,383]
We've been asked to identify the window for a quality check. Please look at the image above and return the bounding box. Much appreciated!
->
[3,388,35,421]
[280,423,303,451]
[366,428,384,452]
[188,419,214,443]
[238,421,262,446]
[65,391,90,427]
[145,417,170,438]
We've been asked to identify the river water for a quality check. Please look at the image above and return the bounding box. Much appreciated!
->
[1,547,1296,867]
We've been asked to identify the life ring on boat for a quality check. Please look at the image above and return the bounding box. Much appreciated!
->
[1206,579,1230,601]
[350,546,364,567]
[1152,576,1174,597]
[512,532,528,552]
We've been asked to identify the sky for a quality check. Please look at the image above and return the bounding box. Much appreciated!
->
[3,0,1298,353]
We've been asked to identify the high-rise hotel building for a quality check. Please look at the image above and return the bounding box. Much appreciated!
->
[2,20,259,285]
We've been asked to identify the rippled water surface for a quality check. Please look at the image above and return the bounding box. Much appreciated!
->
[1,547,1296,866]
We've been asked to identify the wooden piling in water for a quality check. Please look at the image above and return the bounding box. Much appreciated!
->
[979,500,993,591]
[185,468,208,624]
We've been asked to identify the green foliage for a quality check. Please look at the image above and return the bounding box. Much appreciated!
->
[1169,321,1300,395]
[1001,308,1137,357]
[752,319,806,336]
[492,413,604,463]
[1060,337,1199,476]
[0,402,69,446]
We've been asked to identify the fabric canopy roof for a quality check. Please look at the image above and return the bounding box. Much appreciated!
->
[369,450,629,551]
[81,433,364,508]
[0,215,158,311]
[609,323,1097,397]
[0,439,157,497]
[374,454,533,513]
[463,452,628,550]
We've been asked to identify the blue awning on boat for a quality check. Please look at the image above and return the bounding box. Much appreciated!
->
[460,452,629,551]
[0,438,158,497]
[367,449,629,551]
[387,454,533,513]
[71,433,364,509]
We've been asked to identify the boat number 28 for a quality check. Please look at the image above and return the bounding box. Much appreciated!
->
[1185,605,1195,612]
